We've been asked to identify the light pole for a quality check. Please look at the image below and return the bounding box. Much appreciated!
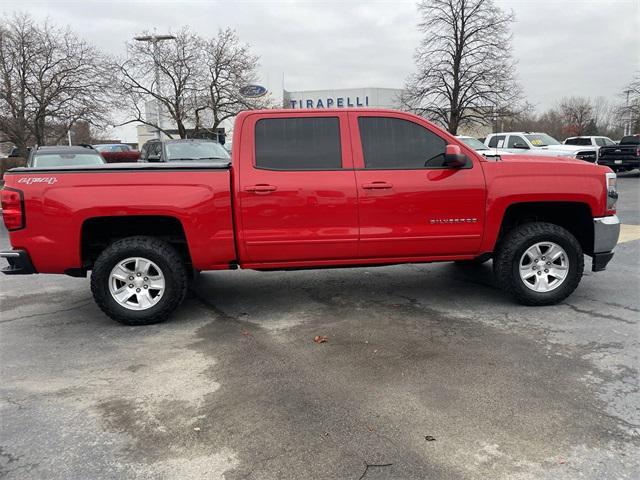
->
[134,34,176,139]
[623,89,632,136]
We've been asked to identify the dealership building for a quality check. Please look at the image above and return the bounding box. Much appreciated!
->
[284,87,404,110]
[135,86,405,147]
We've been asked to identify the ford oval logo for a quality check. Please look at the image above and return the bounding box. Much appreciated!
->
[239,85,267,98]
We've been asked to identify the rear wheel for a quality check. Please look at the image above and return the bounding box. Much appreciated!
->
[91,236,188,325]
[494,222,583,305]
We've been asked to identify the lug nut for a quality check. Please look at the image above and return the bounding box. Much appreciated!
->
[129,276,134,280]
[544,269,549,273]
[144,285,148,289]
[546,262,550,265]
[537,271,541,275]
[136,288,141,292]
[542,256,546,260]
[129,284,134,288]
[137,272,141,277]
[144,277,148,281]
[532,266,537,270]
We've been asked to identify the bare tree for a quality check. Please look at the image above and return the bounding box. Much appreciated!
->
[402,0,521,134]
[618,74,640,134]
[194,28,272,136]
[114,28,203,139]
[558,97,594,136]
[0,13,110,156]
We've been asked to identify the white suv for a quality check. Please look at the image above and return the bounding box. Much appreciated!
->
[484,132,599,162]
[564,136,616,148]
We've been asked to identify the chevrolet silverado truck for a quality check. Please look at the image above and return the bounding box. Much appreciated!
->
[1,109,621,325]
[597,134,640,172]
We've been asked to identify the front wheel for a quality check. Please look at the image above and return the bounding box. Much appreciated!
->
[91,236,188,325]
[494,222,584,306]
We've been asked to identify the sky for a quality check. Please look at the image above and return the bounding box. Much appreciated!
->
[2,0,638,141]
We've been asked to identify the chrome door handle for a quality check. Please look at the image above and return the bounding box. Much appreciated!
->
[245,184,277,193]
[362,182,393,190]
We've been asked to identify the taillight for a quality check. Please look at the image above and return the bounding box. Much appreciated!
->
[1,188,25,231]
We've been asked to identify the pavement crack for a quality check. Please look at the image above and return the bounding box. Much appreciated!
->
[564,303,637,325]
[357,462,393,480]
[0,300,92,324]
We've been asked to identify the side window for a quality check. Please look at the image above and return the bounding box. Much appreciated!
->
[508,135,528,148]
[488,135,505,148]
[595,138,606,147]
[358,117,446,169]
[255,117,342,170]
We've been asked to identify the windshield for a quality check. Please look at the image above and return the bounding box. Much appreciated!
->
[524,134,561,147]
[165,142,230,161]
[620,136,639,145]
[458,137,488,150]
[33,153,104,167]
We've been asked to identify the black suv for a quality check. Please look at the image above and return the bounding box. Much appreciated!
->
[27,145,105,168]
[139,139,230,162]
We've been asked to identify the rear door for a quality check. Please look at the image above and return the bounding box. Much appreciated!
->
[350,112,486,259]
[236,112,359,264]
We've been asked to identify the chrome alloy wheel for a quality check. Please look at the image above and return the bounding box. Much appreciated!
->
[109,257,165,310]
[519,242,569,293]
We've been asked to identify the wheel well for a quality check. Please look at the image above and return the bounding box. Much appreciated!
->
[81,216,191,269]
[498,202,594,255]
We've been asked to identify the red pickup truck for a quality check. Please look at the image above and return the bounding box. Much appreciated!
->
[1,109,621,325]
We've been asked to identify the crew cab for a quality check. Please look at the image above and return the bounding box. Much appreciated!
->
[1,109,620,325]
[597,134,640,172]
[485,132,599,162]
[564,136,617,148]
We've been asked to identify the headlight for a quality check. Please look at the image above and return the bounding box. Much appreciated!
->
[606,171,618,211]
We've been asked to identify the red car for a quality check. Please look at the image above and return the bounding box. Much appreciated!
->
[1,109,620,325]
[93,143,140,163]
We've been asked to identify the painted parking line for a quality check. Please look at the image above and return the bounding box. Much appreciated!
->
[619,224,640,244]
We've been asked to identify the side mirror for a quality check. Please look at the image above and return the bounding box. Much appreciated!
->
[444,144,467,168]
[513,143,529,149]
[147,153,161,162]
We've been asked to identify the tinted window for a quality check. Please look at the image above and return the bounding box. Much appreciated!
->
[508,135,528,148]
[165,142,230,161]
[488,135,505,148]
[255,117,342,170]
[566,138,592,146]
[620,136,640,145]
[358,117,446,169]
[32,153,104,167]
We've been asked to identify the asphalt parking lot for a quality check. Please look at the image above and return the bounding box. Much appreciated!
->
[1,174,639,480]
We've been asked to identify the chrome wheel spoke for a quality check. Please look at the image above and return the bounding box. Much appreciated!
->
[519,241,569,293]
[109,257,165,311]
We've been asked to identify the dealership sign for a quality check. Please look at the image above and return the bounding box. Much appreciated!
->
[289,96,370,109]
[239,85,267,98]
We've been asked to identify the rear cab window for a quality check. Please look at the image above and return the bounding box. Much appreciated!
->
[255,117,342,170]
[488,135,506,148]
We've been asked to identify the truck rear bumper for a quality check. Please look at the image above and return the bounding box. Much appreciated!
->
[591,215,620,272]
[0,250,36,275]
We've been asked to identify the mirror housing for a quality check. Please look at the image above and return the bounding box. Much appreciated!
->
[146,153,161,162]
[444,144,467,168]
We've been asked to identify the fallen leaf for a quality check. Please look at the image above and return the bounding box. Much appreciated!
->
[314,335,328,343]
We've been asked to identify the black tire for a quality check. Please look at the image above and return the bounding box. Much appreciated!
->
[91,236,188,325]
[493,222,584,306]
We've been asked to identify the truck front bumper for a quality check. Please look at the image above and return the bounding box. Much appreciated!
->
[591,215,620,272]
[0,250,36,275]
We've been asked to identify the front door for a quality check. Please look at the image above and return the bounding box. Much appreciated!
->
[350,112,486,259]
[237,112,359,264]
